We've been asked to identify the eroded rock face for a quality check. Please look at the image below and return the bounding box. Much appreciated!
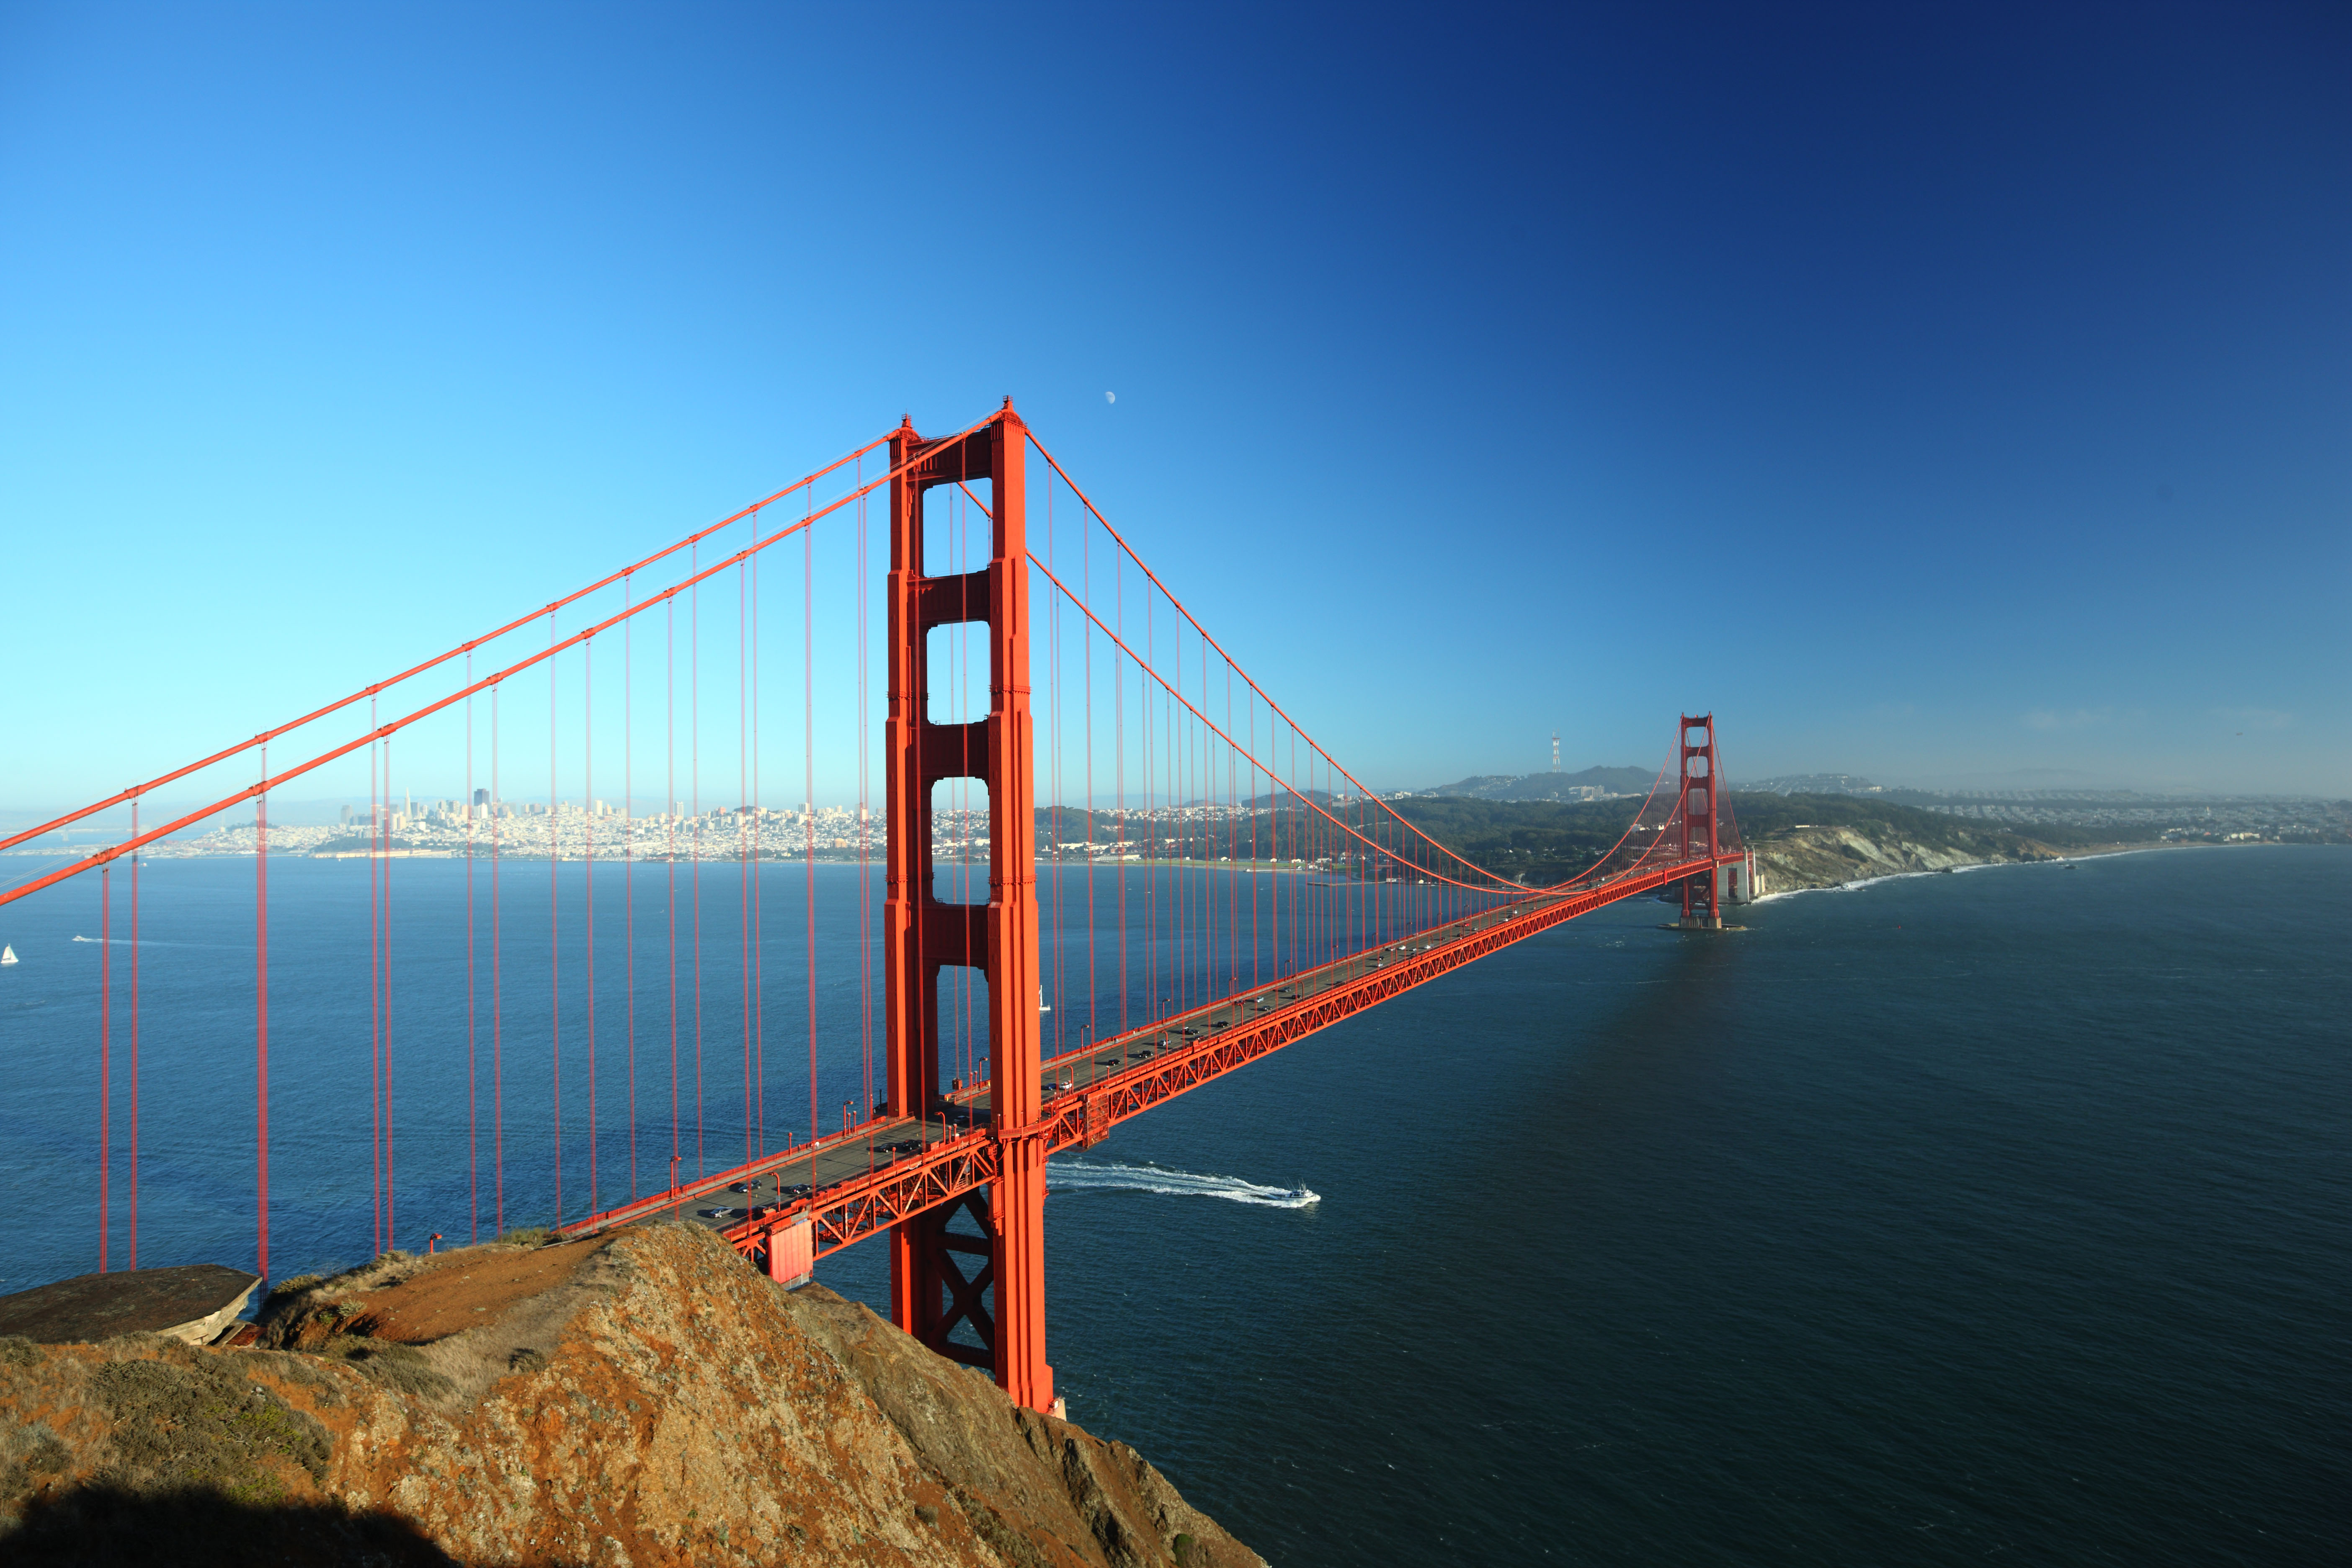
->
[0,1223,1262,1568]
[1750,821,2055,892]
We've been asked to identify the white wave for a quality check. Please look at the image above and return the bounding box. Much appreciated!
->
[1840,870,1945,891]
[1764,867,1958,897]
[1045,1159,1319,1209]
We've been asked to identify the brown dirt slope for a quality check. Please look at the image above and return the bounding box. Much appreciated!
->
[0,1222,1262,1568]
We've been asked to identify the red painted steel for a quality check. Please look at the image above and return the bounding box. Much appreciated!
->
[645,848,1743,1273]
[254,750,271,1281]
[1679,713,1723,928]
[99,868,110,1272]
[882,403,1052,1411]
[767,1214,813,1288]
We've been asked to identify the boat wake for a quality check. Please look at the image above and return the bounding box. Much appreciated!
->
[1045,1159,1319,1209]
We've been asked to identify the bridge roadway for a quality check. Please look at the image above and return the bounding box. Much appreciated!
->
[559,851,1741,1265]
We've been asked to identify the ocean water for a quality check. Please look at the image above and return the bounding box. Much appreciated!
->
[3,846,2344,1563]
[972,846,2349,1566]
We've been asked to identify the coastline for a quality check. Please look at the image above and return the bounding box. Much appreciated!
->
[1749,838,2226,901]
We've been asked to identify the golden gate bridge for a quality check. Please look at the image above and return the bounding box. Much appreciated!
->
[0,401,1749,1415]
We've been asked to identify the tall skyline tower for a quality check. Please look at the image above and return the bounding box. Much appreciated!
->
[1551,732,1560,773]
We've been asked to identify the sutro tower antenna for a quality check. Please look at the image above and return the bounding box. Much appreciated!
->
[1551,732,1560,773]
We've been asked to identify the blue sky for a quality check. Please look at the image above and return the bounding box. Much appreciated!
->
[2,1,2345,812]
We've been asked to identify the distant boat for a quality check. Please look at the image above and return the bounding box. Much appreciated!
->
[0,945,16,966]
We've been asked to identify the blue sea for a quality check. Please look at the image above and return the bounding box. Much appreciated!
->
[3,845,2344,1563]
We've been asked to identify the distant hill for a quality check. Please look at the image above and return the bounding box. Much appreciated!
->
[1735,773,1888,795]
[1387,796,1653,882]
[1415,766,1656,802]
[1388,789,2084,887]
[1244,787,1336,809]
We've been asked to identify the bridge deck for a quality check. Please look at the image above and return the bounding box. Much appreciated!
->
[560,853,1741,1258]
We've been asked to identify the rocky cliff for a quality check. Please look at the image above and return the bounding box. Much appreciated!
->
[0,1222,1261,1568]
[1749,819,2057,894]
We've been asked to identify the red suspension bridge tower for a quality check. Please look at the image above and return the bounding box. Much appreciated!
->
[1679,712,1724,930]
[882,402,1052,1412]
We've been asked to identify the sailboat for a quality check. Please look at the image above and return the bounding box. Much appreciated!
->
[0,945,17,966]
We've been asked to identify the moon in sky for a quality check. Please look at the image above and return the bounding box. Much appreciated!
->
[1105,391,1116,404]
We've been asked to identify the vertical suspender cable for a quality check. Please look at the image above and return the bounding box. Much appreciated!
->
[1171,606,1180,1012]
[493,686,505,1235]
[859,459,872,1124]
[1251,699,1264,986]
[739,556,750,1166]
[857,456,871,1125]
[255,745,270,1281]
[1083,479,1096,1063]
[804,484,816,1150]
[1173,607,1184,1017]
[99,865,111,1271]
[549,611,562,1224]
[666,596,679,1194]
[1159,645,1166,1014]
[1169,612,1179,1019]
[1142,588,1153,1025]
[738,555,750,1166]
[1170,613,1181,1017]
[369,714,381,1254]
[128,799,139,1269]
[585,637,598,1217]
[384,736,395,1251]
[467,655,478,1241]
[752,516,765,1158]
[1115,551,1126,1036]
[1202,642,1211,1000]
[624,578,636,1200]
[1048,468,1062,1065]
[692,546,704,1177]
